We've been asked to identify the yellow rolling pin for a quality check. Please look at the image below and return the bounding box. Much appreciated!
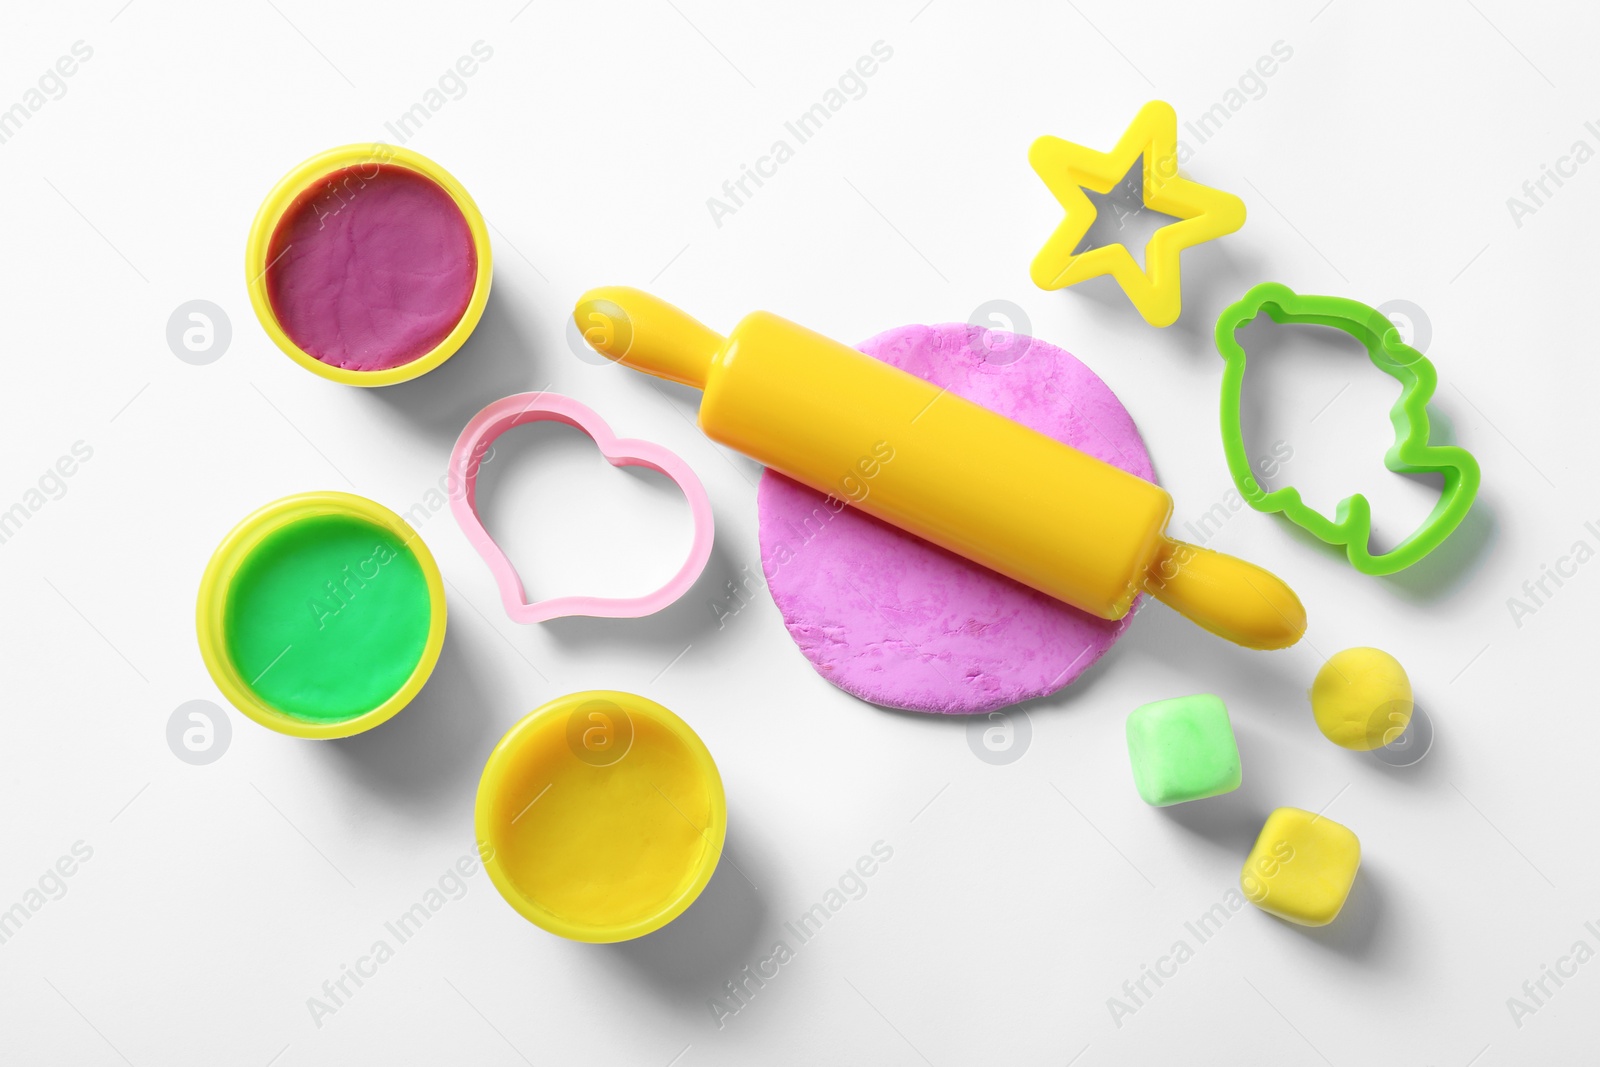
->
[574,288,1305,650]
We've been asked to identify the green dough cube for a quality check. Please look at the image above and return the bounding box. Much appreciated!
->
[1125,694,1242,806]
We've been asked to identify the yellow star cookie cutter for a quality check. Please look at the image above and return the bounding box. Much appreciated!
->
[1029,100,1246,327]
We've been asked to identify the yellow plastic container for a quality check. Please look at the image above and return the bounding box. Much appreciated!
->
[475,691,726,942]
[195,492,447,739]
[245,143,492,386]
[573,288,1306,650]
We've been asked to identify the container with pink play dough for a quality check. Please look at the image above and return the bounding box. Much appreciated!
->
[245,144,492,386]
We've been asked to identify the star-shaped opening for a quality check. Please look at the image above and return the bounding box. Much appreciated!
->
[1071,156,1184,271]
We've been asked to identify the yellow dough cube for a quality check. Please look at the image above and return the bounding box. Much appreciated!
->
[1240,807,1360,927]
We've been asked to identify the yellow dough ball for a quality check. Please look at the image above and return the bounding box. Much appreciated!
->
[1310,647,1413,750]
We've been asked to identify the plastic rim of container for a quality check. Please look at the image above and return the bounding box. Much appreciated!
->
[475,690,726,942]
[195,491,447,738]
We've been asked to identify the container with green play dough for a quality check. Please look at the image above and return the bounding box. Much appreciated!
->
[197,492,447,738]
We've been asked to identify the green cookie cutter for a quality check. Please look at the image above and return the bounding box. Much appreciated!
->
[1214,282,1481,576]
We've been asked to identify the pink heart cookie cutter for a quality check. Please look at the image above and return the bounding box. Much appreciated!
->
[449,392,714,623]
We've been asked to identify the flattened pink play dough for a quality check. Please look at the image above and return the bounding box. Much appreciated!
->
[265,165,476,372]
[757,324,1157,714]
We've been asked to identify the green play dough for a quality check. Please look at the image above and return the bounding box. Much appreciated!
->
[1125,694,1242,807]
[224,514,432,723]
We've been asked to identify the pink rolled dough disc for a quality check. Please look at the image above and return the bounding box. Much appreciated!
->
[756,323,1157,715]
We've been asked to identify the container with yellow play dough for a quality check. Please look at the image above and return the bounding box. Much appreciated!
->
[475,691,726,942]
[196,492,447,739]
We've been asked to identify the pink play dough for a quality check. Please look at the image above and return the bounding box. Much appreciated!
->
[756,324,1157,715]
[265,165,477,372]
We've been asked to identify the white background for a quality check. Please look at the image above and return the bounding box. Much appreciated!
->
[2,0,1597,1063]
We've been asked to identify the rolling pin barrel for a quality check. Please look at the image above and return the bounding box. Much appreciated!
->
[575,286,1305,650]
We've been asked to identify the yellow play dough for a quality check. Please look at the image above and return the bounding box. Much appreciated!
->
[475,691,724,943]
[1241,807,1361,926]
[1310,647,1413,751]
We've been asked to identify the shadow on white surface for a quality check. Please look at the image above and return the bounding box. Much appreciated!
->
[1169,241,1262,346]
[1155,724,1274,854]
[598,826,769,1002]
[1364,705,1444,786]
[1051,271,1151,326]
[360,270,549,445]
[1380,494,1497,603]
[541,534,748,659]
[1294,865,1384,962]
[318,604,500,816]
[1035,234,1261,350]
[1105,592,1311,711]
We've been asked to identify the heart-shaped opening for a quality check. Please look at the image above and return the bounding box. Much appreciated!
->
[474,420,696,603]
